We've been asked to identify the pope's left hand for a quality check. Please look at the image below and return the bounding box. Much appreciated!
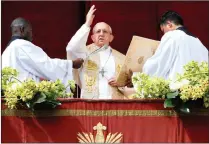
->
[108,77,121,87]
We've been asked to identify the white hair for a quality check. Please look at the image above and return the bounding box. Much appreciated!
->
[92,22,112,34]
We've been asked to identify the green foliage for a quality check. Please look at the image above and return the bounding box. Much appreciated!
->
[132,61,209,114]
[2,67,76,110]
[132,73,171,99]
[177,61,208,85]
[2,67,19,92]
[164,99,175,108]
[166,91,179,99]
[177,61,209,108]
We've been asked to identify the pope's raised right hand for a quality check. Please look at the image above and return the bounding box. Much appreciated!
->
[85,5,96,27]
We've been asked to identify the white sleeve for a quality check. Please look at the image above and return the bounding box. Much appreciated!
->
[66,24,91,59]
[18,42,73,82]
[143,33,178,79]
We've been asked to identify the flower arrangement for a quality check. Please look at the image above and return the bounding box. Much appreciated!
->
[2,67,75,110]
[132,61,209,113]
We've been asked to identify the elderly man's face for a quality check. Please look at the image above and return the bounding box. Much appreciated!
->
[91,23,113,47]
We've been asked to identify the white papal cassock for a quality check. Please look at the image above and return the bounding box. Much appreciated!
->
[143,29,208,80]
[66,24,125,99]
[2,39,73,86]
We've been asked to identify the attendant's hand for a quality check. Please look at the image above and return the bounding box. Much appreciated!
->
[118,87,136,97]
[72,58,84,69]
[85,5,96,27]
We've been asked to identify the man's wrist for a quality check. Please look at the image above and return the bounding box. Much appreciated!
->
[84,22,91,28]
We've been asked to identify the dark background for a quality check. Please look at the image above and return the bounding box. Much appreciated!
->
[2,1,209,58]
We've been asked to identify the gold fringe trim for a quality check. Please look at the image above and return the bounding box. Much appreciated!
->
[2,109,208,117]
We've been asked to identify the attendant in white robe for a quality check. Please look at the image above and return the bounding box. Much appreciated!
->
[112,10,209,97]
[66,5,125,99]
[2,17,84,86]
[143,10,208,80]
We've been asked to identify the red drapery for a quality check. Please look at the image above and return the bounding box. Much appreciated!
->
[2,99,209,143]
[2,1,209,57]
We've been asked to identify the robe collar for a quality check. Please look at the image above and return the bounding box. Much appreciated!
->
[176,26,196,38]
[7,36,26,47]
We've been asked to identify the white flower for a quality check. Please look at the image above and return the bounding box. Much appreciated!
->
[169,79,190,91]
[133,82,140,92]
[180,79,190,85]
[132,72,138,77]
[139,90,145,98]
[11,83,21,90]
[148,94,152,98]
[169,82,182,91]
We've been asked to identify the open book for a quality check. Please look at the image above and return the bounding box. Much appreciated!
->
[116,36,160,87]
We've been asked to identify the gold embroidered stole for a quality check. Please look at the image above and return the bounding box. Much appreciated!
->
[81,44,100,98]
[67,44,126,99]
[111,49,126,99]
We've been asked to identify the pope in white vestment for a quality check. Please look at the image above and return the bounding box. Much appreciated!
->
[143,11,208,80]
[66,5,125,99]
[2,17,84,87]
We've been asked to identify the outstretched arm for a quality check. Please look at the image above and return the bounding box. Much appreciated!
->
[66,5,97,59]
[18,42,83,82]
